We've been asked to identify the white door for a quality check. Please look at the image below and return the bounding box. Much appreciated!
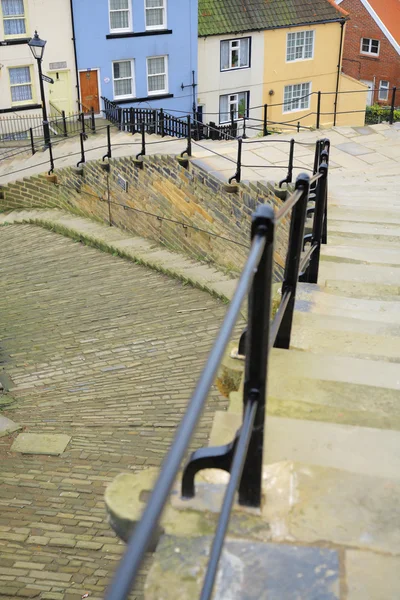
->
[361,80,374,106]
[48,70,72,114]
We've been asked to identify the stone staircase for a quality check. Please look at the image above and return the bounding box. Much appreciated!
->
[1,122,400,598]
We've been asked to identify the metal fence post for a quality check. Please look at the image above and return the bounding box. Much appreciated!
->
[316,91,321,129]
[186,115,192,156]
[29,128,35,155]
[238,204,275,508]
[304,160,328,284]
[321,139,330,245]
[160,109,165,137]
[228,138,242,184]
[389,87,397,125]
[274,173,310,349]
[136,122,146,160]
[263,104,268,137]
[81,112,87,139]
[242,116,246,139]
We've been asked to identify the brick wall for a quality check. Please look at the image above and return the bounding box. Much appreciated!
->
[341,0,400,105]
[0,154,290,280]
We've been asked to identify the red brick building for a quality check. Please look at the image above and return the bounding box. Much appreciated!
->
[337,0,400,105]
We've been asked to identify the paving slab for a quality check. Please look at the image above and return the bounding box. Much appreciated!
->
[335,142,373,156]
[11,433,71,455]
[145,535,340,600]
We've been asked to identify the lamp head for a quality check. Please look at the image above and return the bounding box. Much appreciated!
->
[28,30,46,60]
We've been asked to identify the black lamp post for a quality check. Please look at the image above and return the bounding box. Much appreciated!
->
[28,31,51,149]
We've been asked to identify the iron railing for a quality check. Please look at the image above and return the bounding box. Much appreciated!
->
[104,138,330,600]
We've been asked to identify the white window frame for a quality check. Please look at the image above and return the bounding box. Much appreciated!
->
[360,37,380,56]
[1,0,27,38]
[286,30,315,62]
[108,0,132,33]
[144,0,166,30]
[378,80,390,101]
[219,91,249,124]
[9,65,33,105]
[220,37,250,71]
[146,55,168,96]
[112,59,135,100]
[283,82,312,113]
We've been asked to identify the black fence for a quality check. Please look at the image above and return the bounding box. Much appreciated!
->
[103,138,330,600]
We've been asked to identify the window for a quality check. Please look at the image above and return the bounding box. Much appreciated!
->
[1,0,26,37]
[379,80,390,101]
[361,37,380,55]
[109,0,131,32]
[220,38,250,70]
[283,82,311,113]
[219,92,249,123]
[147,56,167,95]
[145,0,165,30]
[113,60,134,99]
[287,30,314,61]
[9,66,32,103]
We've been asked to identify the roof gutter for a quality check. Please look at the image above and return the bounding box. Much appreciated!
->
[334,19,345,126]
[198,17,348,38]
[69,0,80,104]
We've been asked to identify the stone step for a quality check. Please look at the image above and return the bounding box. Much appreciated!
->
[329,206,400,226]
[296,283,400,323]
[321,244,400,265]
[209,412,400,482]
[290,311,400,361]
[322,279,400,300]
[329,220,400,241]
[319,260,400,286]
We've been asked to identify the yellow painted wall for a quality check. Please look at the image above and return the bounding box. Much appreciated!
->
[263,22,366,130]
[335,73,369,127]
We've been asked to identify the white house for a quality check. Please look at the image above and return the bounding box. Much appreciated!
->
[198,31,264,137]
[0,0,78,137]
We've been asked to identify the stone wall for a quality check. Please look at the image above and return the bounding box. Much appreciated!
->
[0,154,290,278]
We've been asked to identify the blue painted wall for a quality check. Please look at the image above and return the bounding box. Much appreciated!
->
[72,0,198,115]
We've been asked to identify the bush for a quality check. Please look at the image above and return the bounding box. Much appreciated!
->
[365,104,400,124]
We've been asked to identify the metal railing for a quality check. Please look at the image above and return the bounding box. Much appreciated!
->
[104,138,330,600]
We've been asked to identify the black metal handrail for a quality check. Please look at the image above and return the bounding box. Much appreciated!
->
[105,139,330,600]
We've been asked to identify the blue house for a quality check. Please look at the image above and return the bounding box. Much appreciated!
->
[71,0,198,117]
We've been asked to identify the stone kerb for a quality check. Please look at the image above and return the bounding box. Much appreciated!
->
[0,154,289,279]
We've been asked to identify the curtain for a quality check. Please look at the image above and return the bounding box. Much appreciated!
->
[9,66,30,84]
[110,10,129,29]
[220,41,229,70]
[219,95,229,123]
[147,57,164,75]
[148,75,165,92]
[11,84,31,102]
[240,38,249,67]
[2,0,24,15]
[110,0,128,8]
[114,61,131,79]
[115,79,131,96]
[146,0,163,27]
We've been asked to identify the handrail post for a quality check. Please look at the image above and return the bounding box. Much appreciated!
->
[91,106,96,133]
[389,87,397,125]
[242,116,246,139]
[238,204,275,507]
[263,103,268,136]
[102,124,112,161]
[316,91,321,129]
[29,127,35,155]
[304,159,329,284]
[48,141,55,174]
[181,115,192,157]
[160,108,165,137]
[136,122,146,160]
[228,137,242,184]
[278,138,295,188]
[77,132,86,167]
[321,139,330,244]
[62,110,68,137]
[81,112,86,139]
[275,173,310,349]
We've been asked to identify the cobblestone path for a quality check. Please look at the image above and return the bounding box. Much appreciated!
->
[0,225,232,599]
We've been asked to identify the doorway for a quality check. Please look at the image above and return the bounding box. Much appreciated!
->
[361,80,374,106]
[79,70,100,113]
[48,70,72,114]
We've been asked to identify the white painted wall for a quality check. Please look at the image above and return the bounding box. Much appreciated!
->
[0,0,77,117]
[198,31,264,137]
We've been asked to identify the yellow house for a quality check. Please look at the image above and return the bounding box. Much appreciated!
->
[198,0,368,134]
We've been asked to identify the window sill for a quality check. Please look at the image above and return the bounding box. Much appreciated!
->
[286,57,313,63]
[220,65,250,72]
[282,109,310,115]
[106,29,172,39]
[0,103,41,114]
[360,52,380,58]
[0,37,31,46]
[113,93,173,104]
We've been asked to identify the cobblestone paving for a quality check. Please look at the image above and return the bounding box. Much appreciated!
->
[0,225,234,599]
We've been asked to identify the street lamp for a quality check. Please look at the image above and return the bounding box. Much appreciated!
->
[28,31,51,148]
